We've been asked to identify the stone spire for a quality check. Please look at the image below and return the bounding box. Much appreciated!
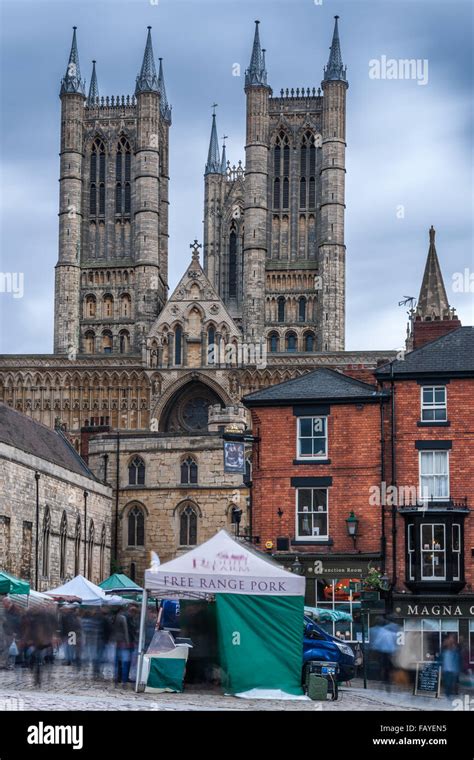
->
[323,15,347,83]
[135,27,159,94]
[87,60,99,105]
[158,58,172,123]
[245,20,268,87]
[60,27,85,96]
[416,226,451,318]
[205,107,221,175]
[220,135,228,174]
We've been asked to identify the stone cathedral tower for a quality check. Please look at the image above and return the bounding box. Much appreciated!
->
[54,27,171,357]
[202,17,348,351]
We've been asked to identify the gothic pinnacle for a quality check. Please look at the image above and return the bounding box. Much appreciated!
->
[60,26,85,96]
[245,20,268,87]
[205,106,221,175]
[323,15,347,83]
[158,58,172,123]
[87,60,99,105]
[135,26,159,94]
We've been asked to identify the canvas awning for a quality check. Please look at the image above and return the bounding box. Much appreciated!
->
[136,531,306,698]
[143,530,305,598]
[99,573,142,594]
[0,571,30,595]
[45,575,127,605]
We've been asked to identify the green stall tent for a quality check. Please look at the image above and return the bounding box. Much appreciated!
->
[0,571,30,595]
[136,530,306,698]
[99,573,142,593]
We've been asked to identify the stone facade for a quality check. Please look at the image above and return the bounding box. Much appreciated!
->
[88,424,250,580]
[0,413,112,589]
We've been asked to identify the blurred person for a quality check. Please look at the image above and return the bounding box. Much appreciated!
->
[112,607,132,687]
[440,634,461,700]
[59,605,82,669]
[370,616,398,690]
[29,607,56,687]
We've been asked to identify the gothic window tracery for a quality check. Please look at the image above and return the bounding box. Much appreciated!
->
[180,456,198,485]
[273,132,290,210]
[128,505,145,546]
[128,456,145,486]
[115,137,131,217]
[179,503,198,547]
[90,138,106,218]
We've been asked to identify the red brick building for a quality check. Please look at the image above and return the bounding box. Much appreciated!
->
[243,328,474,657]
[376,326,474,664]
[243,368,389,642]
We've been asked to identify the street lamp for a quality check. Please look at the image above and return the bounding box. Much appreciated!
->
[346,511,359,547]
[291,556,304,575]
[380,573,391,592]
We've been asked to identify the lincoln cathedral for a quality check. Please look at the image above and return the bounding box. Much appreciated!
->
[5,16,445,581]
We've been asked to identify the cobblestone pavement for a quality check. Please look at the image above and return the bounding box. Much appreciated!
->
[0,667,461,711]
[0,665,466,712]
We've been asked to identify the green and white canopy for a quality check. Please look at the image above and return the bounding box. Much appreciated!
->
[138,530,306,698]
[0,571,30,595]
[144,529,304,597]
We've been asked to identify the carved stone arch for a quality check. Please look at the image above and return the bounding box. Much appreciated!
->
[272,121,293,145]
[152,372,231,432]
[120,499,149,520]
[184,302,205,321]
[173,499,202,519]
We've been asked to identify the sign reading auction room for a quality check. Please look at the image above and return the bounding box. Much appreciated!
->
[312,560,373,577]
[414,661,441,698]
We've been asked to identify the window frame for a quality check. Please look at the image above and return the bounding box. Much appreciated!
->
[420,523,446,580]
[420,385,447,422]
[297,416,328,460]
[419,450,450,502]
[295,487,329,541]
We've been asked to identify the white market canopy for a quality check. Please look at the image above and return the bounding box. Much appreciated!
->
[144,530,305,598]
[44,575,126,605]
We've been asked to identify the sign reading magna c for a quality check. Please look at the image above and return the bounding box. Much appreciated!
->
[393,601,474,618]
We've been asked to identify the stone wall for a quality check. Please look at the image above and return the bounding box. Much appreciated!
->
[0,442,113,589]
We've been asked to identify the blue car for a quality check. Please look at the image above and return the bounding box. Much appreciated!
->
[303,615,355,682]
[161,601,355,682]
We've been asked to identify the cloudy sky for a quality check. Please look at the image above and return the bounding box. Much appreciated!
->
[0,0,472,354]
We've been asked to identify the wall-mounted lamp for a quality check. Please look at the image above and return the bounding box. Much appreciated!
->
[345,511,359,547]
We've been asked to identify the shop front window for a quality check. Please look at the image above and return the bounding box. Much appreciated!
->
[403,619,459,662]
[314,577,367,643]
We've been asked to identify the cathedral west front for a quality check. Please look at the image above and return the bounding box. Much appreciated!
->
[0,18,397,579]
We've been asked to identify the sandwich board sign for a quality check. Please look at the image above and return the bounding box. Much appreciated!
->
[413,661,441,698]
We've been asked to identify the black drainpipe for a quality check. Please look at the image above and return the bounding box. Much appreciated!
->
[114,431,120,566]
[390,364,397,588]
[34,472,40,591]
[83,490,88,577]
[379,389,386,574]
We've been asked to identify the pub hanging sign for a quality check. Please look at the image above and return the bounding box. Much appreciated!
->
[223,441,245,473]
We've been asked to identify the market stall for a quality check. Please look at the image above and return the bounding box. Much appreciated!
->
[99,573,142,594]
[0,571,30,595]
[136,530,306,698]
[45,575,127,606]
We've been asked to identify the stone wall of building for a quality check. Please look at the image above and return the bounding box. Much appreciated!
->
[88,431,250,582]
[0,442,113,589]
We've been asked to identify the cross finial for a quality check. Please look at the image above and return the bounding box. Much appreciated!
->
[429,225,436,244]
[212,102,218,115]
[190,239,202,261]
[222,134,228,144]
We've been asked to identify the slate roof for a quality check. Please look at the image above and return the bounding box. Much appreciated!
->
[0,403,97,479]
[376,327,474,379]
[242,367,381,406]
